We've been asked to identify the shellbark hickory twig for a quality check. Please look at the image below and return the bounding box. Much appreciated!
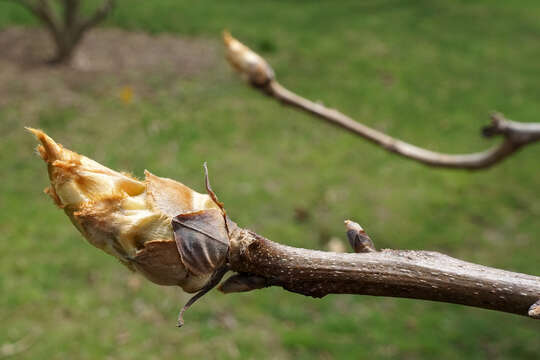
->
[29,130,540,326]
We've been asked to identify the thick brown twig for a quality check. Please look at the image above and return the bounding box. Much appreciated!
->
[223,32,540,170]
[225,225,540,319]
[30,130,540,323]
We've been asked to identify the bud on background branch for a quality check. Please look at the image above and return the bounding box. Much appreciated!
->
[223,31,274,87]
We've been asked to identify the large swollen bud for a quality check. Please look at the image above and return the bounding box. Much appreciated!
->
[28,129,231,295]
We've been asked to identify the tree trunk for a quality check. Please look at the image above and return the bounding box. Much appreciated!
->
[47,28,84,65]
[12,0,115,65]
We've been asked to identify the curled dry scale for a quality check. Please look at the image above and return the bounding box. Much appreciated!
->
[223,32,540,170]
[29,129,540,326]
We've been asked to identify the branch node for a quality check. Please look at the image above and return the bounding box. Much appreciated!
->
[482,112,508,138]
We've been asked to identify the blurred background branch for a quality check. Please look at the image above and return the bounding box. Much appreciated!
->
[224,33,540,170]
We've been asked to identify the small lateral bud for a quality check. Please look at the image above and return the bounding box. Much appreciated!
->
[344,219,376,253]
[223,30,274,87]
[218,274,268,294]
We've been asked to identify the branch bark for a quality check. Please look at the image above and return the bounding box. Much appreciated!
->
[225,226,540,319]
[223,32,540,170]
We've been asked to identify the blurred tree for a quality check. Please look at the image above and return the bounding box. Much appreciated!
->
[8,0,114,64]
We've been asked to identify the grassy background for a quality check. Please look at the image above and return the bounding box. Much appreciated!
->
[1,0,539,358]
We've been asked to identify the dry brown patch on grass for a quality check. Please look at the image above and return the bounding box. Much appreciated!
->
[0,27,218,106]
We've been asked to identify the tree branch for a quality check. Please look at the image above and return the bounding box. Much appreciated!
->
[9,0,62,38]
[79,0,114,33]
[223,32,540,170]
[29,130,540,323]
[225,225,540,319]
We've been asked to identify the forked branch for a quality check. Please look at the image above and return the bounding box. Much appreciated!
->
[223,32,540,170]
[6,0,115,64]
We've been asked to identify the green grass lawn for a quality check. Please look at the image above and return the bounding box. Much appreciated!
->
[1,0,539,358]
